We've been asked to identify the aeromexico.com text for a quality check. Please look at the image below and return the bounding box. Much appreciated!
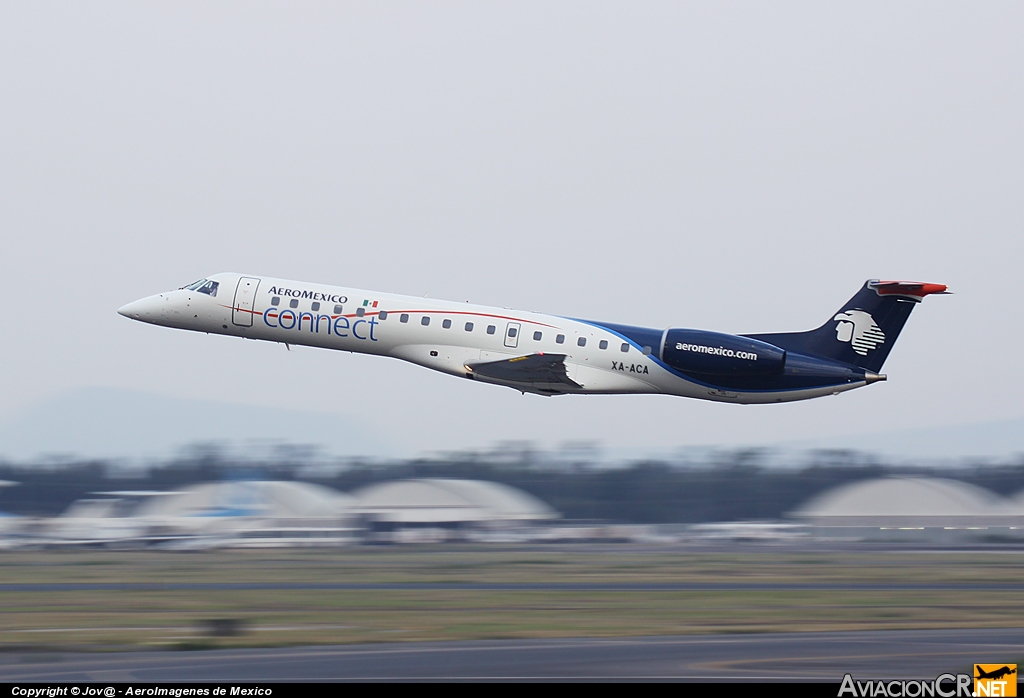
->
[675,343,758,361]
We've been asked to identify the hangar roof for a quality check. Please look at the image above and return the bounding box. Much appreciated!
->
[134,480,354,519]
[352,478,557,523]
[792,477,1020,524]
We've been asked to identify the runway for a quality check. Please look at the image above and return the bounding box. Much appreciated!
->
[2,628,1022,681]
[5,582,1024,592]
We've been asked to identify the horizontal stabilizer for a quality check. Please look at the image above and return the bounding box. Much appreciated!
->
[869,280,949,301]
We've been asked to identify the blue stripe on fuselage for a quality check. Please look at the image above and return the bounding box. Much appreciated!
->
[572,318,864,393]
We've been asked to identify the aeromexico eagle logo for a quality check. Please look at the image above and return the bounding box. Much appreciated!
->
[834,310,885,355]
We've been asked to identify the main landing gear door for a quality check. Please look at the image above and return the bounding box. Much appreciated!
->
[504,322,521,349]
[232,277,260,327]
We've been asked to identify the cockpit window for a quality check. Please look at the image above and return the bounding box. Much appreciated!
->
[183,279,219,297]
[197,281,219,297]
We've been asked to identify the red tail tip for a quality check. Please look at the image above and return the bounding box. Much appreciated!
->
[871,281,948,298]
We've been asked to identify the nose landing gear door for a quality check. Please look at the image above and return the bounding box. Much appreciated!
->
[232,277,260,327]
[504,322,521,349]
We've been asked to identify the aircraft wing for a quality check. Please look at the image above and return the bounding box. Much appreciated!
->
[465,353,581,395]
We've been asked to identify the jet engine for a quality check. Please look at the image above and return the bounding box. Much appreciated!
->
[661,329,786,376]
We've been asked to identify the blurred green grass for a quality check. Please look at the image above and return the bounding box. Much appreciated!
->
[2,547,1023,649]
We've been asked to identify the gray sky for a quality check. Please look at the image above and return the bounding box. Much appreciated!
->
[1,2,1022,459]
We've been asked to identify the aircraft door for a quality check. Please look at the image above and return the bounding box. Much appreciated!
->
[504,322,521,349]
[232,277,260,327]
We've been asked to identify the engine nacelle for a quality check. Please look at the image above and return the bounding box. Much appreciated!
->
[661,329,786,376]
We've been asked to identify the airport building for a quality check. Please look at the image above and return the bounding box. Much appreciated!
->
[351,478,559,544]
[34,480,357,548]
[23,477,559,548]
[790,476,1024,541]
[134,480,358,547]
[11,474,1024,548]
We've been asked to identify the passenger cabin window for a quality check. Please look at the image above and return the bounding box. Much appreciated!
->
[556,334,565,344]
[334,304,343,314]
[642,346,652,355]
[578,337,587,347]
[507,327,517,338]
[620,342,630,353]
[378,310,388,320]
[289,299,299,309]
[421,316,430,326]
[599,340,608,350]
[272,296,281,306]
[400,314,409,323]
[442,319,452,329]
[311,302,320,312]
[465,322,474,331]
[487,325,496,335]
[533,331,542,341]
[356,307,365,317]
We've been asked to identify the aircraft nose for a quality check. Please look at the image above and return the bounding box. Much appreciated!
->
[117,294,168,323]
[117,301,138,318]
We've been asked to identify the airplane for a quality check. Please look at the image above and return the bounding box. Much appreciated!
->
[118,274,947,404]
[975,666,1017,681]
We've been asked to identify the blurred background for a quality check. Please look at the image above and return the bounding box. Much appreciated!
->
[4,444,1024,548]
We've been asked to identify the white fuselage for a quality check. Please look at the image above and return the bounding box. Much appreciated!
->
[118,272,866,404]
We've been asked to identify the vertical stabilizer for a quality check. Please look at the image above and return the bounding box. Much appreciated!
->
[746,280,947,373]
